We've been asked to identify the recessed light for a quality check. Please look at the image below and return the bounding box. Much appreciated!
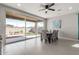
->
[69,7,72,10]
[17,3,21,7]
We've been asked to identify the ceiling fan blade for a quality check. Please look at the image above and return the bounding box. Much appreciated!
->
[49,3,55,7]
[48,8,55,11]
[39,9,45,11]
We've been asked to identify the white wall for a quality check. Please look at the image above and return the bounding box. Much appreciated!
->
[47,13,78,40]
[0,5,6,54]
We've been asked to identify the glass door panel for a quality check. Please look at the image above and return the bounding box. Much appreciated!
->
[37,21,44,36]
[25,21,37,38]
[5,18,26,54]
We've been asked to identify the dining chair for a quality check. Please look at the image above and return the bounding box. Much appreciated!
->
[51,30,59,42]
[41,30,48,43]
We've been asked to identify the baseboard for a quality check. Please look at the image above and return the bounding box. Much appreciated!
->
[59,37,79,41]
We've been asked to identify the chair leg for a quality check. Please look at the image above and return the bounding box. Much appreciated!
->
[51,38,53,43]
[54,37,58,42]
[48,39,51,44]
[41,38,43,42]
[56,37,58,40]
[53,37,56,42]
[45,39,47,43]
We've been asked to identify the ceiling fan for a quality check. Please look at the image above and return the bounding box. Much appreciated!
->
[39,3,55,13]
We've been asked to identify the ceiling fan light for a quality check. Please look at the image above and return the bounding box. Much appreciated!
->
[45,9,48,11]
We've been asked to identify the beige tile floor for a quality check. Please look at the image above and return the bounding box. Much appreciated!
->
[4,37,79,55]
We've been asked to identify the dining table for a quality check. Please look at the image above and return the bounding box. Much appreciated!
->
[46,32,52,43]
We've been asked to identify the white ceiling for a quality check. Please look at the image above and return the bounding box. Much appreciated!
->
[3,3,79,18]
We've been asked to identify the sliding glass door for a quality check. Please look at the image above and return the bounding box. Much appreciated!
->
[5,11,44,54]
[5,18,26,54]
[37,21,44,36]
[5,18,41,54]
[6,18,25,44]
[25,21,37,38]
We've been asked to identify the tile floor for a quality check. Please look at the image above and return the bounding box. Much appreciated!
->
[4,37,79,55]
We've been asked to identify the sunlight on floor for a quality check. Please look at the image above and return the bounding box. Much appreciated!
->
[72,44,79,48]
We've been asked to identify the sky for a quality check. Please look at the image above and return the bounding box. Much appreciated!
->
[6,18,44,27]
[6,18,35,27]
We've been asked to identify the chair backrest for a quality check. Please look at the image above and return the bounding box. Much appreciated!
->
[42,30,48,33]
[41,30,48,39]
[52,30,58,37]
